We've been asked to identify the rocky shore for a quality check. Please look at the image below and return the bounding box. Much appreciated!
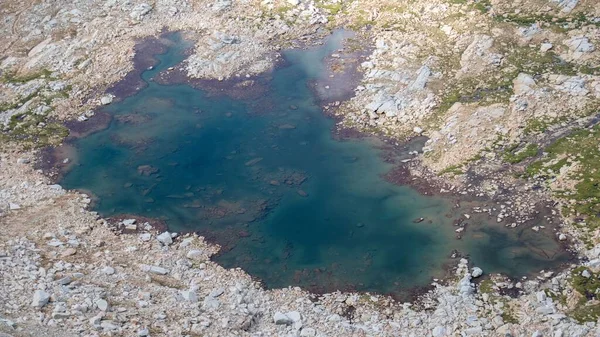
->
[2,0,600,336]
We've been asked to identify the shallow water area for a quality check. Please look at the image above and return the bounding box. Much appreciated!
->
[60,31,569,299]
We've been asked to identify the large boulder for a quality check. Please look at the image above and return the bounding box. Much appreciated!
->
[513,73,536,95]
[156,232,173,246]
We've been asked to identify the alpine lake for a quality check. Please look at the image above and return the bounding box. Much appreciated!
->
[58,30,569,300]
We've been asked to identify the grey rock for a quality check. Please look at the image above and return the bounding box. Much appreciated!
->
[581,269,591,278]
[519,24,540,41]
[432,326,447,337]
[130,3,152,21]
[102,266,115,275]
[100,321,119,331]
[407,66,431,91]
[536,291,547,303]
[186,249,204,260]
[559,77,589,96]
[300,328,316,337]
[31,290,50,308]
[56,276,73,285]
[540,43,553,52]
[157,232,173,245]
[0,317,16,329]
[209,288,225,298]
[180,289,198,303]
[89,314,102,327]
[565,37,595,53]
[464,326,483,335]
[513,73,536,95]
[100,95,113,105]
[141,264,169,275]
[457,274,474,295]
[95,299,109,311]
[536,305,555,315]
[212,0,231,11]
[203,295,220,310]
[553,0,579,13]
[471,267,483,278]
[51,311,71,319]
[122,219,136,226]
[274,312,294,325]
[167,6,178,16]
[273,311,301,326]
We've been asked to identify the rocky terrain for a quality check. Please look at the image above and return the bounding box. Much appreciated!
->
[2,0,600,336]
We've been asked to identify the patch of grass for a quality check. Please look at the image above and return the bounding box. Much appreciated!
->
[472,0,491,13]
[274,5,293,16]
[479,279,494,294]
[505,47,577,77]
[0,88,42,113]
[1,69,52,84]
[1,107,69,149]
[570,266,600,298]
[444,75,514,107]
[527,125,600,233]
[320,3,343,15]
[495,12,600,32]
[580,65,600,75]
[503,143,539,164]
[447,0,491,13]
[501,309,519,324]
[438,164,464,176]
[570,302,600,323]
[347,10,374,30]
[523,118,564,135]
[544,288,567,306]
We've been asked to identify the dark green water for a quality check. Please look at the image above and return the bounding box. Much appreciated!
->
[60,31,568,298]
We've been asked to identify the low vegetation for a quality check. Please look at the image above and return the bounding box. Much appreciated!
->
[526,125,600,233]
[567,267,600,323]
[495,12,600,33]
[1,68,53,84]
[0,69,71,149]
[503,143,539,164]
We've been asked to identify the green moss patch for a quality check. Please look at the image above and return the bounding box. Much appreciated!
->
[570,302,600,323]
[1,107,69,149]
[503,143,539,164]
[570,266,600,298]
[1,69,53,84]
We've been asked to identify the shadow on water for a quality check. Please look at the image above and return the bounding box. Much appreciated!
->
[57,30,571,300]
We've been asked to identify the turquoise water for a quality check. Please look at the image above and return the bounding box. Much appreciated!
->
[60,32,568,298]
